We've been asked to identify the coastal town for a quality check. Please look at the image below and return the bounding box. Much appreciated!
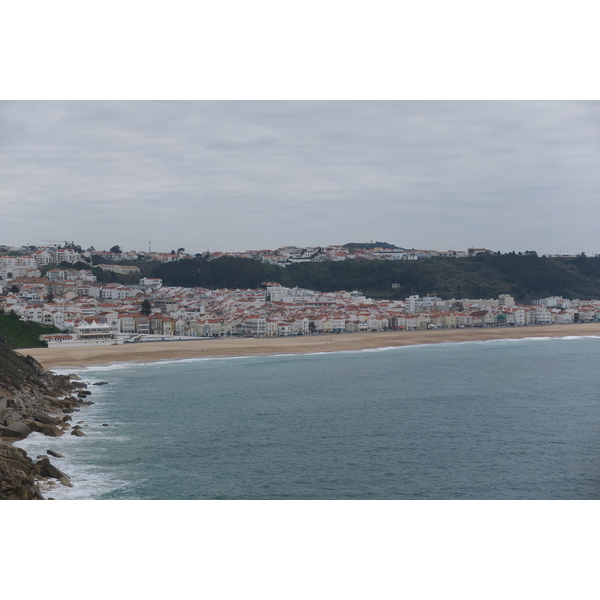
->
[1,243,599,347]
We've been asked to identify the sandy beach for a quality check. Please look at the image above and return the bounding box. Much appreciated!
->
[17,323,600,370]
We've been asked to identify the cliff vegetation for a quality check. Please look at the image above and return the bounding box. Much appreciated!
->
[135,253,600,303]
[0,312,60,349]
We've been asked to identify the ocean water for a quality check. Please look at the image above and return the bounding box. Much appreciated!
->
[15,336,600,499]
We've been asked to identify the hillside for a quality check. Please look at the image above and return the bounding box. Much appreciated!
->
[0,313,60,349]
[144,253,600,302]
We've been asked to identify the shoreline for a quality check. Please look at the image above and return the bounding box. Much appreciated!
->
[18,323,600,370]
[0,344,92,499]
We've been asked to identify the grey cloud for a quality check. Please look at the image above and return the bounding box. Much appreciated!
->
[1,101,599,254]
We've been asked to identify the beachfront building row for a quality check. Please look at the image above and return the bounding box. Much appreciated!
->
[13,299,593,340]
[3,276,600,346]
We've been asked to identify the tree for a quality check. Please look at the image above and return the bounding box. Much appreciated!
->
[110,245,122,254]
[177,247,185,253]
[65,242,83,253]
[45,290,55,303]
[72,261,92,270]
[140,299,152,316]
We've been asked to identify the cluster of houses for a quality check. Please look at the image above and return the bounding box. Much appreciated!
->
[170,245,494,264]
[1,243,497,274]
[1,243,599,347]
[1,242,591,282]
[1,258,599,346]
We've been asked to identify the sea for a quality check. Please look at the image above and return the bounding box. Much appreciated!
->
[14,335,600,500]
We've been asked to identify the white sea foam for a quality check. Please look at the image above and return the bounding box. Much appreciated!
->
[472,334,600,345]
[71,354,259,374]
[51,367,89,376]
[299,334,600,359]
[14,423,131,500]
[290,334,600,356]
[12,379,130,500]
[36,469,125,500]
[50,335,600,377]
[66,333,600,373]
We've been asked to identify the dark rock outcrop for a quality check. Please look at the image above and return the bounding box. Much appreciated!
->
[0,339,91,500]
[28,421,64,437]
[0,421,32,439]
[31,410,59,425]
[0,443,44,500]
[35,456,69,480]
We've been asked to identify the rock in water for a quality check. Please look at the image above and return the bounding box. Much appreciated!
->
[35,457,69,480]
[28,421,64,437]
[31,410,58,425]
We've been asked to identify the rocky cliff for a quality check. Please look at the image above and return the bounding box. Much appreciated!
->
[0,340,91,499]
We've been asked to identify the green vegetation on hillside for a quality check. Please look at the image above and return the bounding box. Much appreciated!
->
[151,256,267,289]
[0,338,43,388]
[144,253,600,302]
[39,260,93,275]
[0,313,60,349]
[343,241,402,250]
[15,250,600,304]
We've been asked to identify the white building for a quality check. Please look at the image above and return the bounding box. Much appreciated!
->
[498,294,515,307]
[139,277,163,289]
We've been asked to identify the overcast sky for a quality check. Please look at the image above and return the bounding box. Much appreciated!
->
[1,100,598,256]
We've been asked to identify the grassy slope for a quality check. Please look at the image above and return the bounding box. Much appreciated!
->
[0,313,60,349]
[0,338,42,388]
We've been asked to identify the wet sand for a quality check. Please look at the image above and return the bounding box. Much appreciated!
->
[17,323,600,370]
